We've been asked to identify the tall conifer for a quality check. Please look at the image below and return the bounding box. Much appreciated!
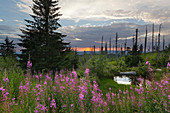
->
[18,0,70,72]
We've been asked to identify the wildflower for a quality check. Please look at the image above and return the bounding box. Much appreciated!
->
[119,89,122,93]
[40,74,42,78]
[85,68,89,77]
[137,77,143,82]
[72,71,77,78]
[145,61,149,65]
[103,102,107,107]
[79,93,84,100]
[48,97,50,101]
[167,62,170,69]
[130,86,133,90]
[27,61,32,68]
[71,104,74,107]
[50,99,56,109]
[41,106,47,111]
[112,101,115,105]
[66,76,69,83]
[138,103,142,107]
[0,87,5,91]
[63,104,67,107]
[109,88,111,91]
[35,75,39,79]
[44,81,47,85]
[4,92,9,98]
[149,68,153,71]
[34,110,38,113]
[36,97,40,101]
[3,77,9,83]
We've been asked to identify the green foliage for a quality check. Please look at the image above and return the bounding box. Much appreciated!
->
[18,0,72,72]
[135,61,148,76]
[97,78,131,95]
[0,56,24,99]
[142,52,169,68]
[0,37,15,58]
[59,51,79,70]
[87,55,115,78]
[125,54,143,67]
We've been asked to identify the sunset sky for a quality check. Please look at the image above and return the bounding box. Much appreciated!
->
[0,0,170,51]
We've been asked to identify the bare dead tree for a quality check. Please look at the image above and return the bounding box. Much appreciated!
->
[152,24,154,52]
[144,25,148,53]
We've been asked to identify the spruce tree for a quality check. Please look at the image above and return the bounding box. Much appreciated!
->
[18,0,70,72]
[0,37,15,57]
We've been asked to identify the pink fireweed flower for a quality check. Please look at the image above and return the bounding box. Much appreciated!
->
[72,71,77,78]
[79,93,84,100]
[44,81,47,85]
[35,84,41,90]
[138,103,142,107]
[85,68,89,77]
[167,62,170,69]
[39,74,42,78]
[34,110,38,113]
[4,92,9,97]
[48,97,50,101]
[137,77,143,82]
[36,97,40,101]
[130,86,133,90]
[60,86,65,91]
[3,77,9,83]
[112,101,115,105]
[50,99,56,108]
[41,106,47,111]
[145,61,149,65]
[62,104,67,108]
[92,96,97,104]
[27,61,32,68]
[0,87,5,91]
[167,62,170,66]
[46,74,52,81]
[103,102,107,107]
[35,75,39,79]
[119,89,122,93]
[71,104,74,107]
[149,68,153,71]
[66,76,69,83]
[109,88,111,91]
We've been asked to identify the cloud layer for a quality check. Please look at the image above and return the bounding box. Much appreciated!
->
[16,0,170,24]
[59,22,170,49]
[14,0,170,50]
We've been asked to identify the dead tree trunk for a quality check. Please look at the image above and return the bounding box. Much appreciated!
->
[144,25,148,53]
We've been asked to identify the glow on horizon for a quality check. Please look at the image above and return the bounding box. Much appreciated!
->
[72,47,129,52]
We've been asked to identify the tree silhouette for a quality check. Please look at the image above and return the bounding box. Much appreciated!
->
[0,37,15,58]
[18,0,70,72]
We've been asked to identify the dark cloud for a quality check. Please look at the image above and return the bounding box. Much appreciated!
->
[60,22,170,50]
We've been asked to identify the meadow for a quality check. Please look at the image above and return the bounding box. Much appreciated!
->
[0,56,169,113]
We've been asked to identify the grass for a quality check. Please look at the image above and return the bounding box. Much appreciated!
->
[97,78,131,95]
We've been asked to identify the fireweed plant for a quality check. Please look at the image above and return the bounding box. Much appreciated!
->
[0,61,169,113]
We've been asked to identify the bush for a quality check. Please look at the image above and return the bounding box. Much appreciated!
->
[87,55,115,78]
[125,54,143,67]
